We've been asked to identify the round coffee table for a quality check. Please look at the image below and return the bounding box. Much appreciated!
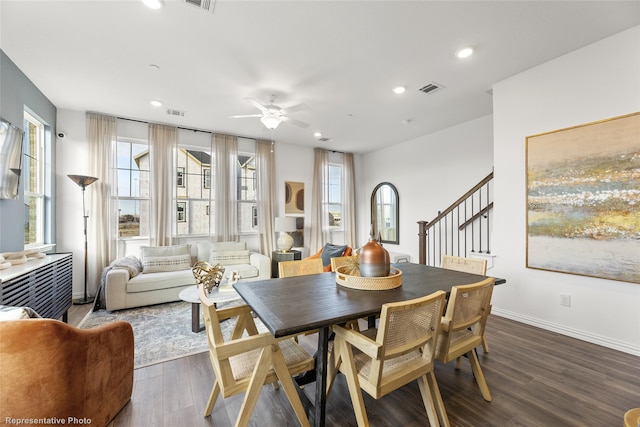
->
[179,283,242,333]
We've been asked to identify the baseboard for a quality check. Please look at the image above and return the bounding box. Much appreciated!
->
[492,308,640,357]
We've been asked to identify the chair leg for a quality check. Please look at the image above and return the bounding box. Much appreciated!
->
[336,338,369,427]
[466,350,492,402]
[425,371,450,427]
[417,375,440,427]
[271,344,311,427]
[482,333,489,353]
[204,379,221,416]
[236,347,272,427]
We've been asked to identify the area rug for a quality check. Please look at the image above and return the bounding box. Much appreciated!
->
[78,301,265,369]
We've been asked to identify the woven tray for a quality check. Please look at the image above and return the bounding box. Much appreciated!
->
[335,266,402,291]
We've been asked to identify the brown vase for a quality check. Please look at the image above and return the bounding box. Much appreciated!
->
[359,229,390,277]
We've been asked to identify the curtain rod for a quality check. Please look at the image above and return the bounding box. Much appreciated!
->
[114,115,271,142]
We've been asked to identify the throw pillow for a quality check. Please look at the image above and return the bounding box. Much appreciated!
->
[320,243,348,267]
[210,249,251,266]
[140,244,191,263]
[142,254,192,274]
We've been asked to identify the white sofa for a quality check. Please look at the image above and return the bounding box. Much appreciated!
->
[103,242,270,311]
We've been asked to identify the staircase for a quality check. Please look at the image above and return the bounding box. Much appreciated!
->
[418,171,494,266]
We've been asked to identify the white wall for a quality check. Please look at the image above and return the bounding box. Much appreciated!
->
[357,115,494,260]
[56,109,90,300]
[491,26,640,355]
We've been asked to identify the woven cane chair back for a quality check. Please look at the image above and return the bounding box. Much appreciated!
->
[278,258,324,278]
[441,255,487,275]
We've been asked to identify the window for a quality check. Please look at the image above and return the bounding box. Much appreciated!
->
[177,202,186,222]
[175,148,211,236]
[237,153,257,233]
[203,168,211,189]
[115,139,150,238]
[23,112,45,247]
[177,167,185,187]
[326,163,343,228]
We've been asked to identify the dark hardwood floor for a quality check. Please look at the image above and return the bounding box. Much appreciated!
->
[68,305,640,427]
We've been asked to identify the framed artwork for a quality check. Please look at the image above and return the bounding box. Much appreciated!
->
[285,181,304,214]
[526,112,640,283]
[291,217,304,247]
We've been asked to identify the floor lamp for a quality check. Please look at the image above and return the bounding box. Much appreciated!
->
[68,174,99,305]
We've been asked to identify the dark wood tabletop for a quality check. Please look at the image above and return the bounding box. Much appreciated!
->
[234,262,506,338]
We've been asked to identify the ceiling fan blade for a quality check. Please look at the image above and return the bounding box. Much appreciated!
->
[281,103,309,115]
[229,114,263,118]
[245,97,269,113]
[282,116,309,128]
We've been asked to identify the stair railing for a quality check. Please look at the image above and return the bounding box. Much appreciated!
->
[418,171,494,266]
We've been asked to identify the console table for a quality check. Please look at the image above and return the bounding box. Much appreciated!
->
[0,253,73,322]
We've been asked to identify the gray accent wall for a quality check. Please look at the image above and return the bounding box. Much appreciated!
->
[0,49,57,252]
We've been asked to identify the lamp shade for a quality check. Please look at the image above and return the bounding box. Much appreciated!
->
[68,174,98,189]
[260,114,282,130]
[274,217,296,232]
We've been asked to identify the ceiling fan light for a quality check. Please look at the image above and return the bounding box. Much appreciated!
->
[142,0,165,9]
[261,115,282,130]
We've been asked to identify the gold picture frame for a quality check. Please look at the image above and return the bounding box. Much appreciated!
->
[526,112,640,283]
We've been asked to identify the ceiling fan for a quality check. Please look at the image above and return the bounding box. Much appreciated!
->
[230,96,309,130]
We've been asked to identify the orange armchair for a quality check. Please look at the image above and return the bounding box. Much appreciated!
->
[0,318,134,427]
[306,243,352,271]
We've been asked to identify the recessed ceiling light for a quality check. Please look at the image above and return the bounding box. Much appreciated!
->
[150,100,163,107]
[149,64,160,71]
[142,0,165,10]
[314,132,322,138]
[393,86,406,94]
[456,46,474,59]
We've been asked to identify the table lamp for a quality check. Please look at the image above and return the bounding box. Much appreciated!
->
[274,217,296,252]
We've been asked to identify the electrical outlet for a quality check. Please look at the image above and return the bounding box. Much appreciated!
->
[560,294,571,307]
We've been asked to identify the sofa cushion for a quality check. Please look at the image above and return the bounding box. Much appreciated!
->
[141,244,191,262]
[127,269,196,293]
[142,254,192,273]
[210,250,251,266]
[197,241,246,262]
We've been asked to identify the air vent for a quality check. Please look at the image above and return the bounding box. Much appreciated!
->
[182,0,216,13]
[418,82,444,94]
[167,109,186,117]
[318,137,331,142]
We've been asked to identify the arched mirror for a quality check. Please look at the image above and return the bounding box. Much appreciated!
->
[371,182,399,244]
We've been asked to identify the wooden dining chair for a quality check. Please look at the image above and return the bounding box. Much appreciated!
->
[440,255,491,353]
[435,277,495,402]
[278,258,324,278]
[198,284,314,427]
[328,291,450,427]
[330,255,360,274]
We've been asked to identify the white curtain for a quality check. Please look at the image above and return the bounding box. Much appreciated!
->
[213,134,238,242]
[256,140,275,254]
[149,123,177,246]
[87,112,117,297]
[343,152,357,248]
[309,147,329,253]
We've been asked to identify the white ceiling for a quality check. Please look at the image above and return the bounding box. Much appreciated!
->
[1,1,639,153]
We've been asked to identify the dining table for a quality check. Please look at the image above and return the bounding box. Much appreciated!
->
[233,261,506,427]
